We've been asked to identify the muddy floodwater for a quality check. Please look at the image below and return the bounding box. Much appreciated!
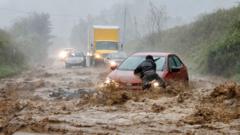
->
[0,62,239,135]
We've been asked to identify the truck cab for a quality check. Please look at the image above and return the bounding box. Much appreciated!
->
[90,25,120,64]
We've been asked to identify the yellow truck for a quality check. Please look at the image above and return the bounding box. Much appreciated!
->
[88,25,120,65]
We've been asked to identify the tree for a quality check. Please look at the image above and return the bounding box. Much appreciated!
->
[147,1,167,34]
[0,29,24,65]
[10,13,52,63]
[70,0,167,49]
[70,19,89,51]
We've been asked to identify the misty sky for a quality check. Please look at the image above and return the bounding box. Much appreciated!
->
[0,0,239,39]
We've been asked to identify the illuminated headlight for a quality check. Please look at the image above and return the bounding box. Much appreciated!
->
[110,60,117,67]
[95,54,102,59]
[87,52,93,56]
[153,82,160,87]
[104,77,119,87]
[59,51,67,59]
[105,77,111,84]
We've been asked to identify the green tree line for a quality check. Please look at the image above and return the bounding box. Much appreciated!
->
[0,13,52,77]
[0,29,25,77]
[208,20,240,78]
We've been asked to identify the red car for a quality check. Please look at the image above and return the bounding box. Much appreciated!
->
[105,52,189,89]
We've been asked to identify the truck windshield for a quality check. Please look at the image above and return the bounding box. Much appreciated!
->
[118,56,165,71]
[96,42,118,50]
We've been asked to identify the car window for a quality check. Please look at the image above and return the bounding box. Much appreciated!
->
[155,57,166,71]
[69,52,83,57]
[118,56,145,70]
[168,56,177,68]
[173,55,183,67]
[118,56,165,71]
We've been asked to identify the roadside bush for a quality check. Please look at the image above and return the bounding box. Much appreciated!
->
[207,20,240,77]
[0,29,25,77]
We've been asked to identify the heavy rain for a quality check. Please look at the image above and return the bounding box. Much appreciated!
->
[0,0,239,134]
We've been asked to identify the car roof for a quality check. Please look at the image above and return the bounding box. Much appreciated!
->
[64,48,76,50]
[74,51,83,54]
[132,52,174,57]
[111,51,127,54]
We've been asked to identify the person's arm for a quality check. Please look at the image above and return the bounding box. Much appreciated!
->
[154,57,160,62]
[134,64,142,75]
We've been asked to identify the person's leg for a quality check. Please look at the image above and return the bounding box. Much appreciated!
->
[142,76,151,90]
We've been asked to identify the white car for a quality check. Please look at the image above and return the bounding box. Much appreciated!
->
[65,52,86,68]
[104,52,127,67]
[58,48,76,61]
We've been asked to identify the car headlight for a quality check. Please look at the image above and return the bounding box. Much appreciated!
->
[95,54,102,59]
[105,77,111,84]
[109,60,117,67]
[153,82,160,87]
[104,77,119,87]
[59,51,67,59]
[87,52,93,56]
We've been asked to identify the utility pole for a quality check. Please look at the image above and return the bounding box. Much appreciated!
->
[122,5,127,50]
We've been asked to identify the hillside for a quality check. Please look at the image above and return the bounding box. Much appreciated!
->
[126,5,240,80]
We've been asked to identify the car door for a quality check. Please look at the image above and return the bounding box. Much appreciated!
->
[166,55,187,81]
[172,55,188,81]
[166,55,177,80]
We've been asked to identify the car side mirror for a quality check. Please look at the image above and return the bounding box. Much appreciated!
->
[110,65,118,70]
[170,66,181,72]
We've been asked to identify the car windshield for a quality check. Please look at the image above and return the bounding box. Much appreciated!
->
[96,41,118,50]
[69,52,84,57]
[108,52,127,59]
[118,56,165,71]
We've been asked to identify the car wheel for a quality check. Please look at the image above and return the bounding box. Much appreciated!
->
[65,63,71,68]
[82,61,86,67]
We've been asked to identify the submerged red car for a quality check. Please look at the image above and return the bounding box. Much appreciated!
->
[105,52,189,89]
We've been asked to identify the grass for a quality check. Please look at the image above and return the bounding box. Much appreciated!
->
[0,64,24,78]
[232,74,240,82]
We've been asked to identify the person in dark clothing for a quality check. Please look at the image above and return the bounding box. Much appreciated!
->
[134,55,165,90]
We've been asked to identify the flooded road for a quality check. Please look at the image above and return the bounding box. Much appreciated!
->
[0,62,239,135]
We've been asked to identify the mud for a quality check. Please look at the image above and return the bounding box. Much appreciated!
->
[87,80,191,106]
[183,82,240,125]
[0,62,239,135]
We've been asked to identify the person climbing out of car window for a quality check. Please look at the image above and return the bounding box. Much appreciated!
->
[134,55,166,90]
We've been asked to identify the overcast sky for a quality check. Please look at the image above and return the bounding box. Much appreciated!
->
[0,0,239,38]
